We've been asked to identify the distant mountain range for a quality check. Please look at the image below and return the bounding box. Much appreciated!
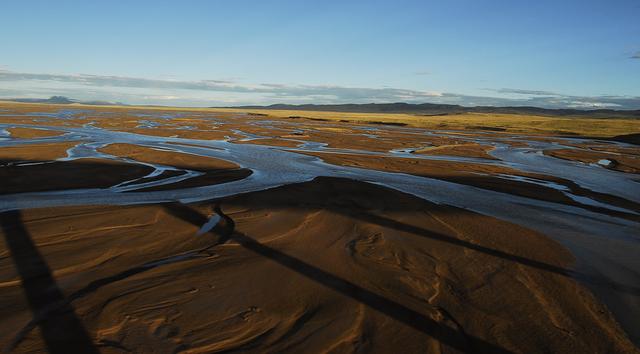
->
[6,96,125,106]
[4,97,640,119]
[229,103,640,119]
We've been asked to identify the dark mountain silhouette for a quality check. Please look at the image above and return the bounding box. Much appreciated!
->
[6,96,124,106]
[228,103,640,119]
[11,96,77,104]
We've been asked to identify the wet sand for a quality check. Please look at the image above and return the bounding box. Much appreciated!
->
[413,143,498,160]
[0,142,152,194]
[0,102,639,352]
[5,127,66,139]
[99,144,252,191]
[545,148,640,174]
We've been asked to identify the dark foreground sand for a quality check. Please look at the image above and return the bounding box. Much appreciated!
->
[0,178,637,353]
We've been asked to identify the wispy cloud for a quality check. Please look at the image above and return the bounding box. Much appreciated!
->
[0,70,443,104]
[413,71,431,76]
[631,52,640,59]
[480,88,640,109]
[487,88,559,96]
[1,70,639,109]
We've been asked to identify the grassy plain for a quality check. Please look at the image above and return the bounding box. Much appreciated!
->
[2,100,638,137]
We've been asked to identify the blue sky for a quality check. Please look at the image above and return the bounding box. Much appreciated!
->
[1,0,639,108]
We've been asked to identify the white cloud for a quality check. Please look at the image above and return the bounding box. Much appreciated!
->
[1,70,639,109]
[488,88,559,96]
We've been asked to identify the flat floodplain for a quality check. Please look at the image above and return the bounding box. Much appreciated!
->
[1,101,639,353]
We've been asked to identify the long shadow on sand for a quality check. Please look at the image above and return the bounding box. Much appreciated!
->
[213,178,640,298]
[163,202,512,354]
[0,210,98,354]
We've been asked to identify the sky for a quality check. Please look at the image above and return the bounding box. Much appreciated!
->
[1,0,639,108]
